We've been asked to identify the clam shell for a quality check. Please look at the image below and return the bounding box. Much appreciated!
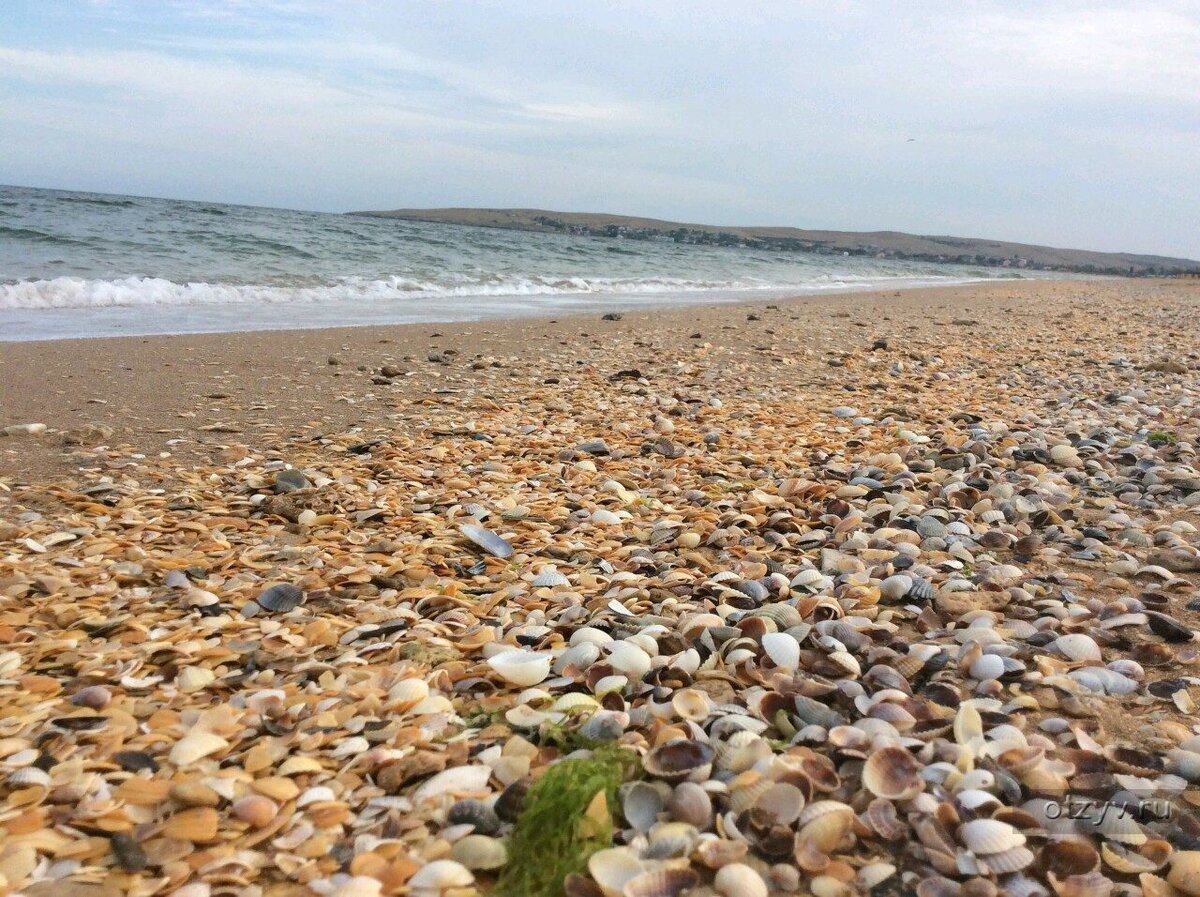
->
[621,781,666,832]
[1054,634,1103,662]
[668,781,713,829]
[449,834,508,871]
[643,739,715,783]
[408,859,475,891]
[458,523,513,558]
[714,863,768,897]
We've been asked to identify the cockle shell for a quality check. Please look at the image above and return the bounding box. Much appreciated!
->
[959,818,1025,855]
[714,863,768,897]
[862,745,924,800]
[407,859,475,892]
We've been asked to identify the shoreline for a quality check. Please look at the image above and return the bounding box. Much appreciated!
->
[0,274,1021,343]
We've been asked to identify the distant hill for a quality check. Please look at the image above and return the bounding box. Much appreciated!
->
[349,207,1200,276]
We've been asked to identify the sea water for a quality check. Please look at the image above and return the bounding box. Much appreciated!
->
[0,184,1027,341]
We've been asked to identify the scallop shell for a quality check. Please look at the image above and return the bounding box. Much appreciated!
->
[487,650,552,686]
[959,818,1025,855]
[796,801,855,852]
[256,582,303,612]
[622,868,700,897]
[1054,634,1103,662]
[761,632,801,670]
[532,567,571,588]
[458,523,513,558]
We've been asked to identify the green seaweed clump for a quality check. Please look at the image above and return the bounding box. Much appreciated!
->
[1149,430,1178,446]
[494,748,629,897]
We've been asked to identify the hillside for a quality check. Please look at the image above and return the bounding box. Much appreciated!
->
[350,207,1200,276]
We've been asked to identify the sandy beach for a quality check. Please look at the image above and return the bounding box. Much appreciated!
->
[3,276,1200,896]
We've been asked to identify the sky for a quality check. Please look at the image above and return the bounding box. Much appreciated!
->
[2,1,1198,259]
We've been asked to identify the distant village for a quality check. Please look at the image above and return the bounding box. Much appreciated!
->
[528,216,1185,277]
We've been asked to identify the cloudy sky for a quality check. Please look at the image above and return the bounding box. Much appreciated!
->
[2,1,1198,258]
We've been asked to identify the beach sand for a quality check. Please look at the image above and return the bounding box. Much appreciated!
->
[2,277,1200,895]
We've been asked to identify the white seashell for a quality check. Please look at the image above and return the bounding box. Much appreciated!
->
[879,574,913,600]
[331,876,382,897]
[714,863,768,897]
[607,642,652,679]
[532,566,571,588]
[487,650,552,687]
[959,818,1025,854]
[1054,633,1103,662]
[969,653,1005,681]
[412,766,492,803]
[458,524,513,558]
[572,627,614,646]
[176,666,215,693]
[169,731,228,766]
[588,847,646,897]
[593,675,629,696]
[761,632,800,670]
[407,859,474,892]
[297,786,336,807]
[556,642,601,674]
[389,678,430,709]
[592,509,623,526]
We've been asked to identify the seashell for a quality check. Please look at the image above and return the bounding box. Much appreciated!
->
[985,845,1036,874]
[447,799,501,835]
[752,782,807,825]
[793,695,847,729]
[959,818,1025,855]
[169,731,228,766]
[622,868,699,897]
[761,632,801,670]
[622,781,666,833]
[862,745,924,800]
[796,801,855,852]
[413,765,492,803]
[668,781,713,829]
[670,688,712,721]
[753,604,804,628]
[1168,851,1200,897]
[714,863,769,897]
[390,678,431,711]
[1041,839,1101,877]
[331,877,382,897]
[880,574,913,601]
[176,666,215,693]
[864,797,906,840]
[727,771,774,815]
[1102,840,1170,874]
[532,566,571,588]
[1054,634,1103,662]
[693,837,749,869]
[458,524,513,558]
[232,795,278,828]
[7,766,51,788]
[643,739,715,783]
[588,847,646,897]
[487,650,552,687]
[715,732,771,773]
[607,642,652,679]
[1168,749,1200,782]
[71,685,111,709]
[645,821,700,859]
[256,582,304,612]
[449,834,508,871]
[407,859,475,892]
[1046,870,1113,897]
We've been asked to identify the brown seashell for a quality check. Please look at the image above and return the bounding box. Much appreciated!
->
[643,739,715,783]
[863,798,906,841]
[862,745,924,801]
[162,807,219,842]
[622,868,700,897]
[1042,839,1102,878]
[692,837,748,869]
[232,795,279,828]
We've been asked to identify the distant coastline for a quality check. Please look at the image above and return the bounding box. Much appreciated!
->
[350,207,1200,277]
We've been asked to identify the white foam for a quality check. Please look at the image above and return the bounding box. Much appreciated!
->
[0,272,943,311]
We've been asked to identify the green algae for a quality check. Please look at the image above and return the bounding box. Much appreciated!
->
[494,747,631,897]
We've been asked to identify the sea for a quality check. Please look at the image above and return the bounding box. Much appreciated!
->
[0,184,1030,342]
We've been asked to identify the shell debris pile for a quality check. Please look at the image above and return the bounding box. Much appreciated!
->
[3,284,1200,896]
